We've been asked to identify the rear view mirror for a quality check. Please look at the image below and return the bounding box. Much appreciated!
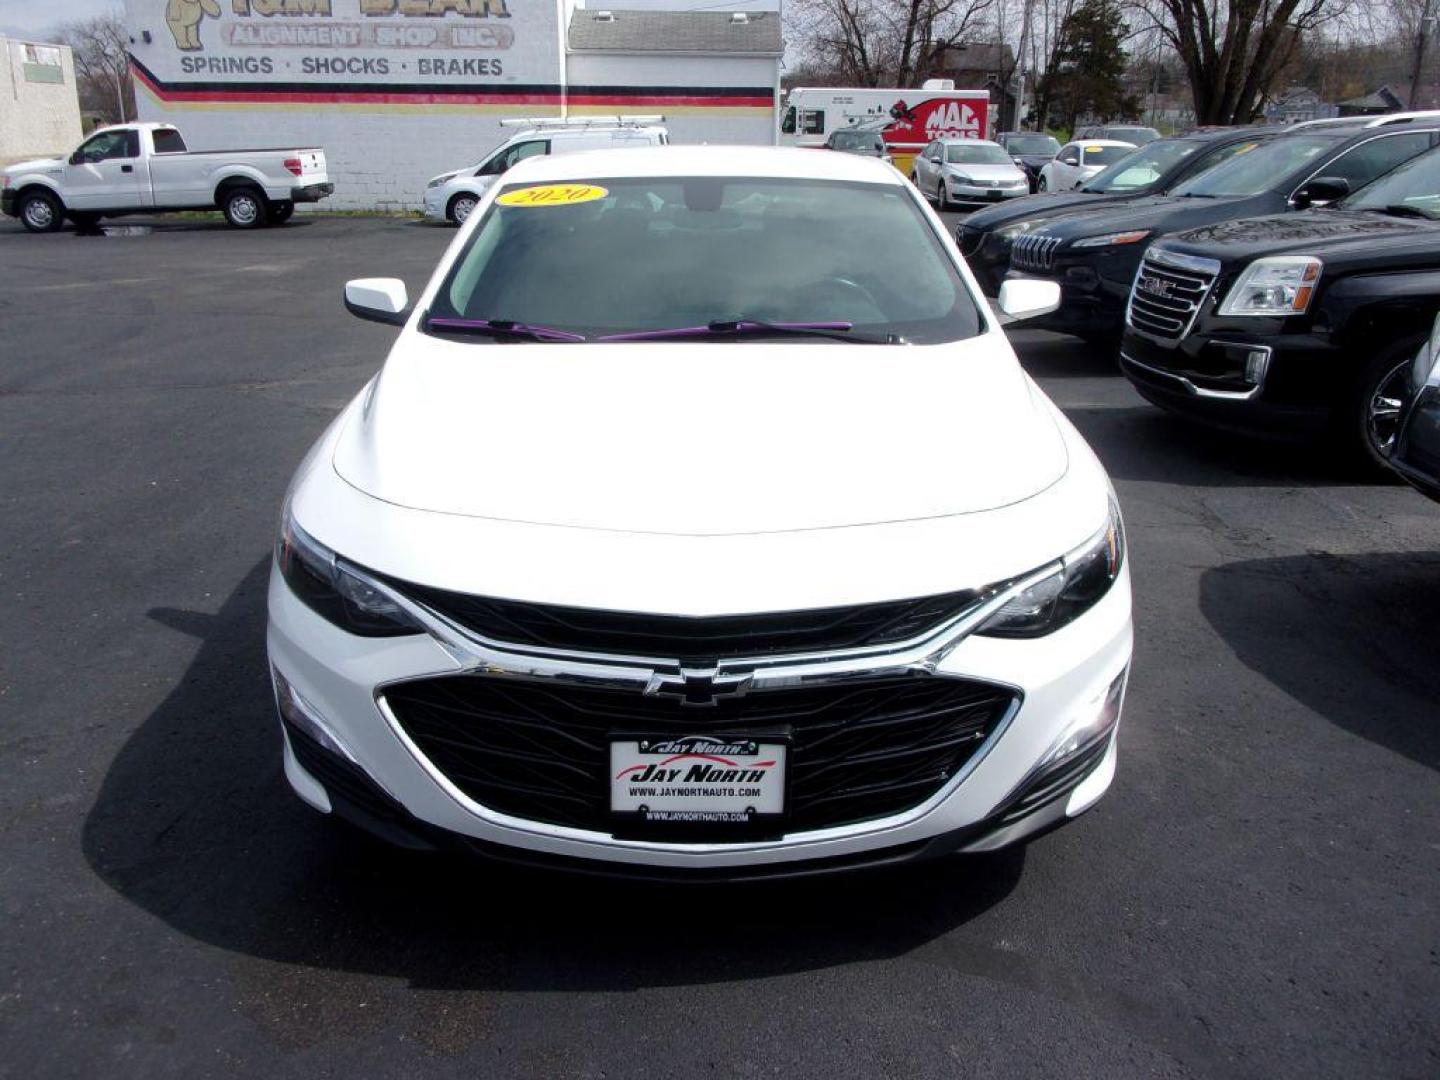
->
[1294,176,1350,207]
[344,278,409,325]
[997,279,1062,321]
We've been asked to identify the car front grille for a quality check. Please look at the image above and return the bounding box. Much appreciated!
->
[384,673,1017,837]
[1011,233,1061,271]
[383,580,980,664]
[1127,250,1221,340]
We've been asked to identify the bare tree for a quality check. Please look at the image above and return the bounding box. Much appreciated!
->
[1130,0,1353,124]
[790,0,999,86]
[52,14,135,125]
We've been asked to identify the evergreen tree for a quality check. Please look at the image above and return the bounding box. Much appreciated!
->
[1037,0,1139,131]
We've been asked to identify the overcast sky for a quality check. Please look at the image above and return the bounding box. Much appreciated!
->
[0,0,119,41]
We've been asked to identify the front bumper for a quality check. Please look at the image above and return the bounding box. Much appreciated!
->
[291,182,334,204]
[947,180,1029,204]
[1119,322,1347,440]
[1004,249,1142,338]
[422,186,448,221]
[267,557,1133,875]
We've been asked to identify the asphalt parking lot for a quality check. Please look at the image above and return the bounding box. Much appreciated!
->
[2,211,1437,1079]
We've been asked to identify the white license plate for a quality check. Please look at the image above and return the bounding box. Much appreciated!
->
[610,735,786,823]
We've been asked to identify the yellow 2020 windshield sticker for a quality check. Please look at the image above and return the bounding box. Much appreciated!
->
[497,184,609,207]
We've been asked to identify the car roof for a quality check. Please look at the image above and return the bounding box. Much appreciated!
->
[1071,139,1137,148]
[936,137,1004,147]
[500,144,905,185]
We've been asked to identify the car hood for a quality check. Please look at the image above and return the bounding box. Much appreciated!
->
[331,335,1069,536]
[1036,195,1250,242]
[1159,208,1440,262]
[944,163,1024,181]
[962,192,1126,232]
[5,155,64,175]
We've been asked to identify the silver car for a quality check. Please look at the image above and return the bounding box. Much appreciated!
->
[911,138,1030,209]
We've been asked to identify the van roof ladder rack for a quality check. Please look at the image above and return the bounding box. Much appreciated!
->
[499,115,665,129]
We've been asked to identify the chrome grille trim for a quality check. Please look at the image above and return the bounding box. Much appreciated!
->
[1011,232,1062,272]
[1126,250,1221,340]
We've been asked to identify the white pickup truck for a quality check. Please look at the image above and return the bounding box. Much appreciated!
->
[2,122,332,233]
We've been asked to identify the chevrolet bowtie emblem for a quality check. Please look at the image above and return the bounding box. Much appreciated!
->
[645,667,754,707]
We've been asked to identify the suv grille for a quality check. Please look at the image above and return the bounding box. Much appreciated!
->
[1127,251,1220,339]
[385,674,1017,837]
[384,581,979,663]
[1011,233,1061,271]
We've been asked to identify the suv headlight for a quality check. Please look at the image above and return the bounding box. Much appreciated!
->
[1217,256,1321,316]
[277,511,421,637]
[977,499,1125,638]
[1072,230,1150,249]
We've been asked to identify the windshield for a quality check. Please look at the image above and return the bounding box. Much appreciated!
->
[831,131,882,152]
[1171,134,1337,197]
[1005,134,1060,155]
[945,143,1013,165]
[428,177,984,344]
[1106,127,1160,146]
[1083,139,1197,192]
[1342,146,1440,217]
[1082,145,1134,166]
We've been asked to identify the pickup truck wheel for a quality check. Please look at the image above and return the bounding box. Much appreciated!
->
[267,201,294,225]
[1345,339,1422,474]
[447,193,478,224]
[18,190,64,233]
[222,187,265,229]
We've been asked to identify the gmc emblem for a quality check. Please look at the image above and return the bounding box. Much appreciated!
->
[1138,275,1174,299]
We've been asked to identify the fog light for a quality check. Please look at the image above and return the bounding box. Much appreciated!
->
[1244,348,1271,384]
[272,666,359,766]
[1041,665,1127,768]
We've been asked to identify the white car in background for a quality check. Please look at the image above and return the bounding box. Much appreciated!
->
[910,138,1031,208]
[1037,139,1137,192]
[422,117,668,224]
[272,145,1132,878]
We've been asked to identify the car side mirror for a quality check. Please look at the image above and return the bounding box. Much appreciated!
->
[344,278,409,326]
[997,279,1062,321]
[1061,156,1080,166]
[1294,176,1350,207]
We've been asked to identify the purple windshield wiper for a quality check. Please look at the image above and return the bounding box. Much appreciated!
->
[426,317,587,343]
[597,319,893,344]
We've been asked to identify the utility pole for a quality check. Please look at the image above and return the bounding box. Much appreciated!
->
[1410,0,1436,111]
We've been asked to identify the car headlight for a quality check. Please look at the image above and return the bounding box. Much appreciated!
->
[426,173,457,189]
[976,499,1125,638]
[1217,256,1321,316]
[277,511,421,637]
[1412,311,1440,392]
[948,173,974,185]
[1072,230,1151,249]
[1012,156,1025,165]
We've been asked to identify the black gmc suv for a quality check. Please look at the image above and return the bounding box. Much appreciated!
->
[1119,145,1440,469]
[1001,122,1440,347]
[958,127,1279,296]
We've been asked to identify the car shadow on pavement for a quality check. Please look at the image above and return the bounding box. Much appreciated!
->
[1010,333,1124,378]
[1199,550,1440,771]
[1063,405,1369,488]
[80,558,1025,992]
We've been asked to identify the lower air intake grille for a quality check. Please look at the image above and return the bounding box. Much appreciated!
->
[385,674,1017,836]
[382,581,980,663]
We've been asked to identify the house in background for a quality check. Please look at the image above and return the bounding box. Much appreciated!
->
[931,43,1018,130]
[1263,86,1337,125]
[1338,85,1407,116]
[0,36,82,164]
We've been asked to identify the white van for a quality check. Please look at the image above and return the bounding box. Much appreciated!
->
[422,117,669,224]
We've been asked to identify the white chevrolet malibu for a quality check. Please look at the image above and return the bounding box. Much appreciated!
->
[268,146,1133,877]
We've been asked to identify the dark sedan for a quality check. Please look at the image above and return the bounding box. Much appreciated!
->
[1119,145,1440,469]
[995,131,1061,190]
[1003,122,1440,346]
[958,127,1279,296]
